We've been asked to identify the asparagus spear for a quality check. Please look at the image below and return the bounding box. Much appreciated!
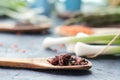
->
[65,7,120,26]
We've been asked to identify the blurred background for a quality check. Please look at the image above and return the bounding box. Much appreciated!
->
[0,0,120,35]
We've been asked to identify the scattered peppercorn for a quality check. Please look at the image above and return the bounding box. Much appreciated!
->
[15,48,19,52]
[52,48,57,52]
[0,42,3,46]
[48,54,88,66]
[59,44,64,48]
[11,43,18,48]
[22,49,27,53]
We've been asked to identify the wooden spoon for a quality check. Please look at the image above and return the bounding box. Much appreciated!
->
[0,58,92,70]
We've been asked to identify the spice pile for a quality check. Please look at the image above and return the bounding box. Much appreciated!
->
[48,54,88,66]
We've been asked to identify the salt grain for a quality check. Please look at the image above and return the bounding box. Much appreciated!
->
[11,43,18,48]
[53,49,57,52]
[59,44,64,48]
[15,48,19,52]
[0,42,3,46]
[22,49,26,53]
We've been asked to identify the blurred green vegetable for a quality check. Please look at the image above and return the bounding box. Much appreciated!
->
[65,7,120,26]
[0,0,27,17]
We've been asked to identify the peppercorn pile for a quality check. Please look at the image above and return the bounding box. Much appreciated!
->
[48,54,88,66]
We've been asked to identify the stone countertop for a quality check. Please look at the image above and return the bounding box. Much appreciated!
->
[0,32,119,80]
[0,17,119,80]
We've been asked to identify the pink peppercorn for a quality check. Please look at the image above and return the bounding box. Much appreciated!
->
[22,49,27,53]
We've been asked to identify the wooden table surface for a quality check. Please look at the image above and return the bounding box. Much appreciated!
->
[0,18,119,80]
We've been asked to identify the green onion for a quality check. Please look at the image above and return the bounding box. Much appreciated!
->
[70,34,120,44]
[42,34,120,48]
[66,42,120,56]
[74,42,120,56]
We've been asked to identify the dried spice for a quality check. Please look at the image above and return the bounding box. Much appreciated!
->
[15,48,19,52]
[48,54,88,66]
[11,43,18,48]
[0,42,3,46]
[22,49,27,53]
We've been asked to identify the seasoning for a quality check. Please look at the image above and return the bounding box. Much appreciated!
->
[22,49,26,53]
[48,54,88,66]
[52,48,57,52]
[11,43,18,48]
[15,48,19,52]
[0,42,3,46]
[59,44,64,49]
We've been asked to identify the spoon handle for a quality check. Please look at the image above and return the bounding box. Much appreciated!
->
[0,58,47,69]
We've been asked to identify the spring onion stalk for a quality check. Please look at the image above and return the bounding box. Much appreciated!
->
[42,34,120,48]
[73,42,120,56]
[42,33,86,48]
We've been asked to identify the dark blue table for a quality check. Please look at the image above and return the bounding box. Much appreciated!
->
[0,18,119,80]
